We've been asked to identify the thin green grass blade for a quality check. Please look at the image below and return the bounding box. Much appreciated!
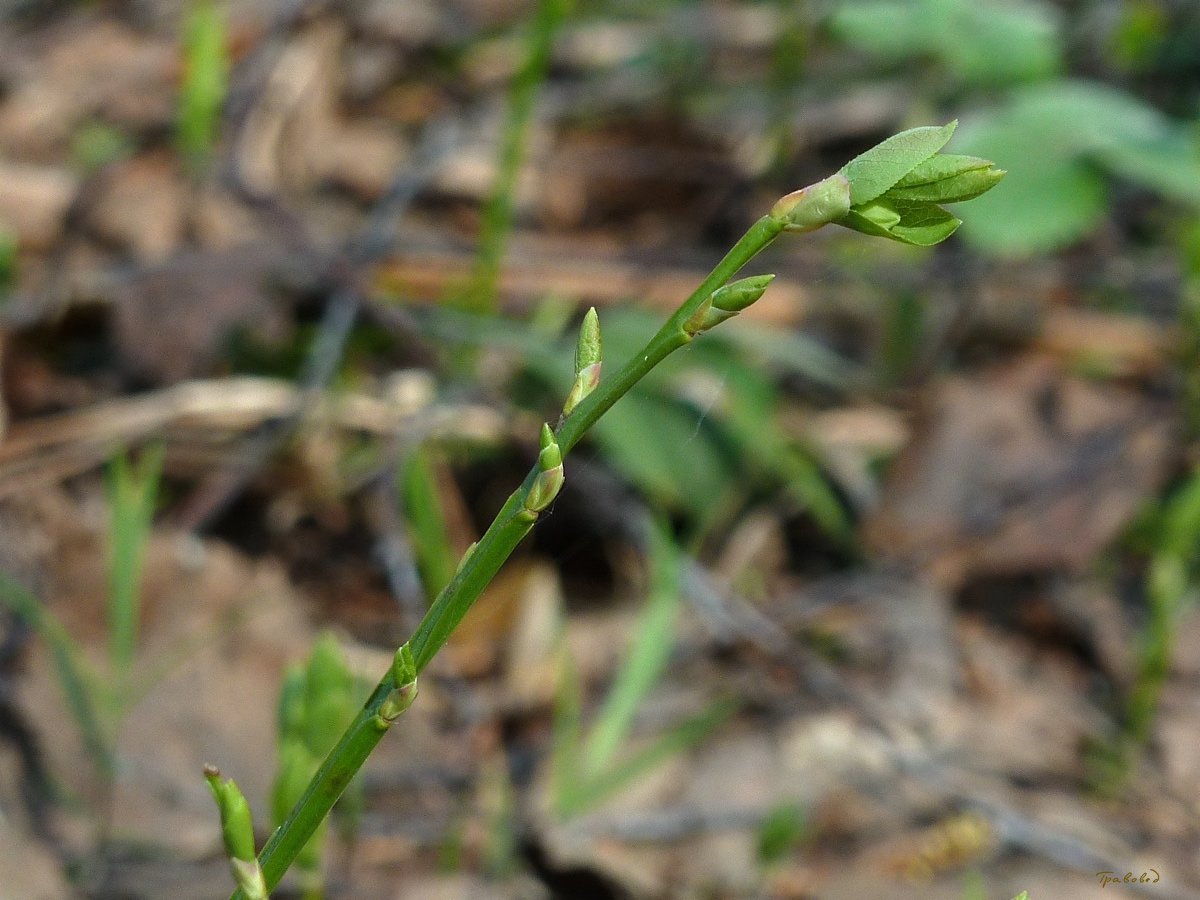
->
[452,0,573,311]
[106,444,164,696]
[399,446,460,601]
[550,643,585,815]
[177,0,229,170]
[581,522,682,777]
[563,698,738,816]
[0,572,114,775]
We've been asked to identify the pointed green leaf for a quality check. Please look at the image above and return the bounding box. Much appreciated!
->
[885,164,1006,203]
[839,121,957,205]
[894,153,994,186]
[205,768,257,863]
[884,153,1007,203]
[889,201,962,245]
[838,199,961,246]
[582,522,681,778]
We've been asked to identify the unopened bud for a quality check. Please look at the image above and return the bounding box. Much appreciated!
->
[575,307,602,375]
[683,274,775,337]
[563,362,602,417]
[379,643,419,723]
[204,767,256,864]
[538,423,562,472]
[525,465,565,513]
[770,174,851,233]
[710,274,775,313]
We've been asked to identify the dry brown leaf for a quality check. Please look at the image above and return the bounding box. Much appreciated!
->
[863,356,1174,589]
[0,159,78,249]
[88,152,188,262]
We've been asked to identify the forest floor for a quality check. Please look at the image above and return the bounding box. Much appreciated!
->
[0,2,1197,899]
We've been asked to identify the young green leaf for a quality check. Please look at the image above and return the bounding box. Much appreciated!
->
[839,121,957,205]
[400,446,459,600]
[840,198,962,246]
[0,572,113,777]
[883,154,1006,203]
[106,443,164,701]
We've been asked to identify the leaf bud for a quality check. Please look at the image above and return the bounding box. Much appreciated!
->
[537,423,562,472]
[204,765,258,866]
[710,274,775,313]
[770,174,851,233]
[379,643,419,723]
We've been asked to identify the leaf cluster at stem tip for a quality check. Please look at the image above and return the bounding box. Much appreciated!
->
[770,121,1004,246]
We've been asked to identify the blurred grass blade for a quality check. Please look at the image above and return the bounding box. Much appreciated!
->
[551,643,584,814]
[582,522,682,777]
[564,698,738,816]
[178,0,229,170]
[452,0,573,311]
[399,446,460,602]
[107,444,164,695]
[0,572,114,776]
[1156,468,1200,565]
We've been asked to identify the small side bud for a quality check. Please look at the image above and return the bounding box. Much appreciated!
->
[574,307,602,375]
[710,274,775,313]
[525,465,565,513]
[537,423,562,472]
[526,426,564,513]
[684,275,775,337]
[455,541,478,575]
[205,765,267,899]
[682,296,715,336]
[564,307,603,417]
[770,174,851,233]
[378,644,419,724]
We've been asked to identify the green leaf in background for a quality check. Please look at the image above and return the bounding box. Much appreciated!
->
[830,0,1062,87]
[0,226,16,298]
[839,121,957,205]
[955,80,1200,255]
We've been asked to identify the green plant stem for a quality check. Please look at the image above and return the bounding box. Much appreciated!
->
[229,213,786,899]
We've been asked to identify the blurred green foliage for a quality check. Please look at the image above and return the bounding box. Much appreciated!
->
[829,0,1200,256]
[831,0,1061,87]
[273,633,368,899]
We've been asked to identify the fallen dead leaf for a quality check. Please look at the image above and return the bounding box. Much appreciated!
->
[0,159,78,249]
[863,356,1174,589]
[87,152,188,262]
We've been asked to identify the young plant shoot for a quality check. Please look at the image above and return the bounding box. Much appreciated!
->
[220,123,1003,899]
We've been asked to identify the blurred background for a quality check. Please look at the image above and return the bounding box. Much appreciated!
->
[0,0,1199,898]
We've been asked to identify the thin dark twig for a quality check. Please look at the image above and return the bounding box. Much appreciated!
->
[179,119,460,532]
